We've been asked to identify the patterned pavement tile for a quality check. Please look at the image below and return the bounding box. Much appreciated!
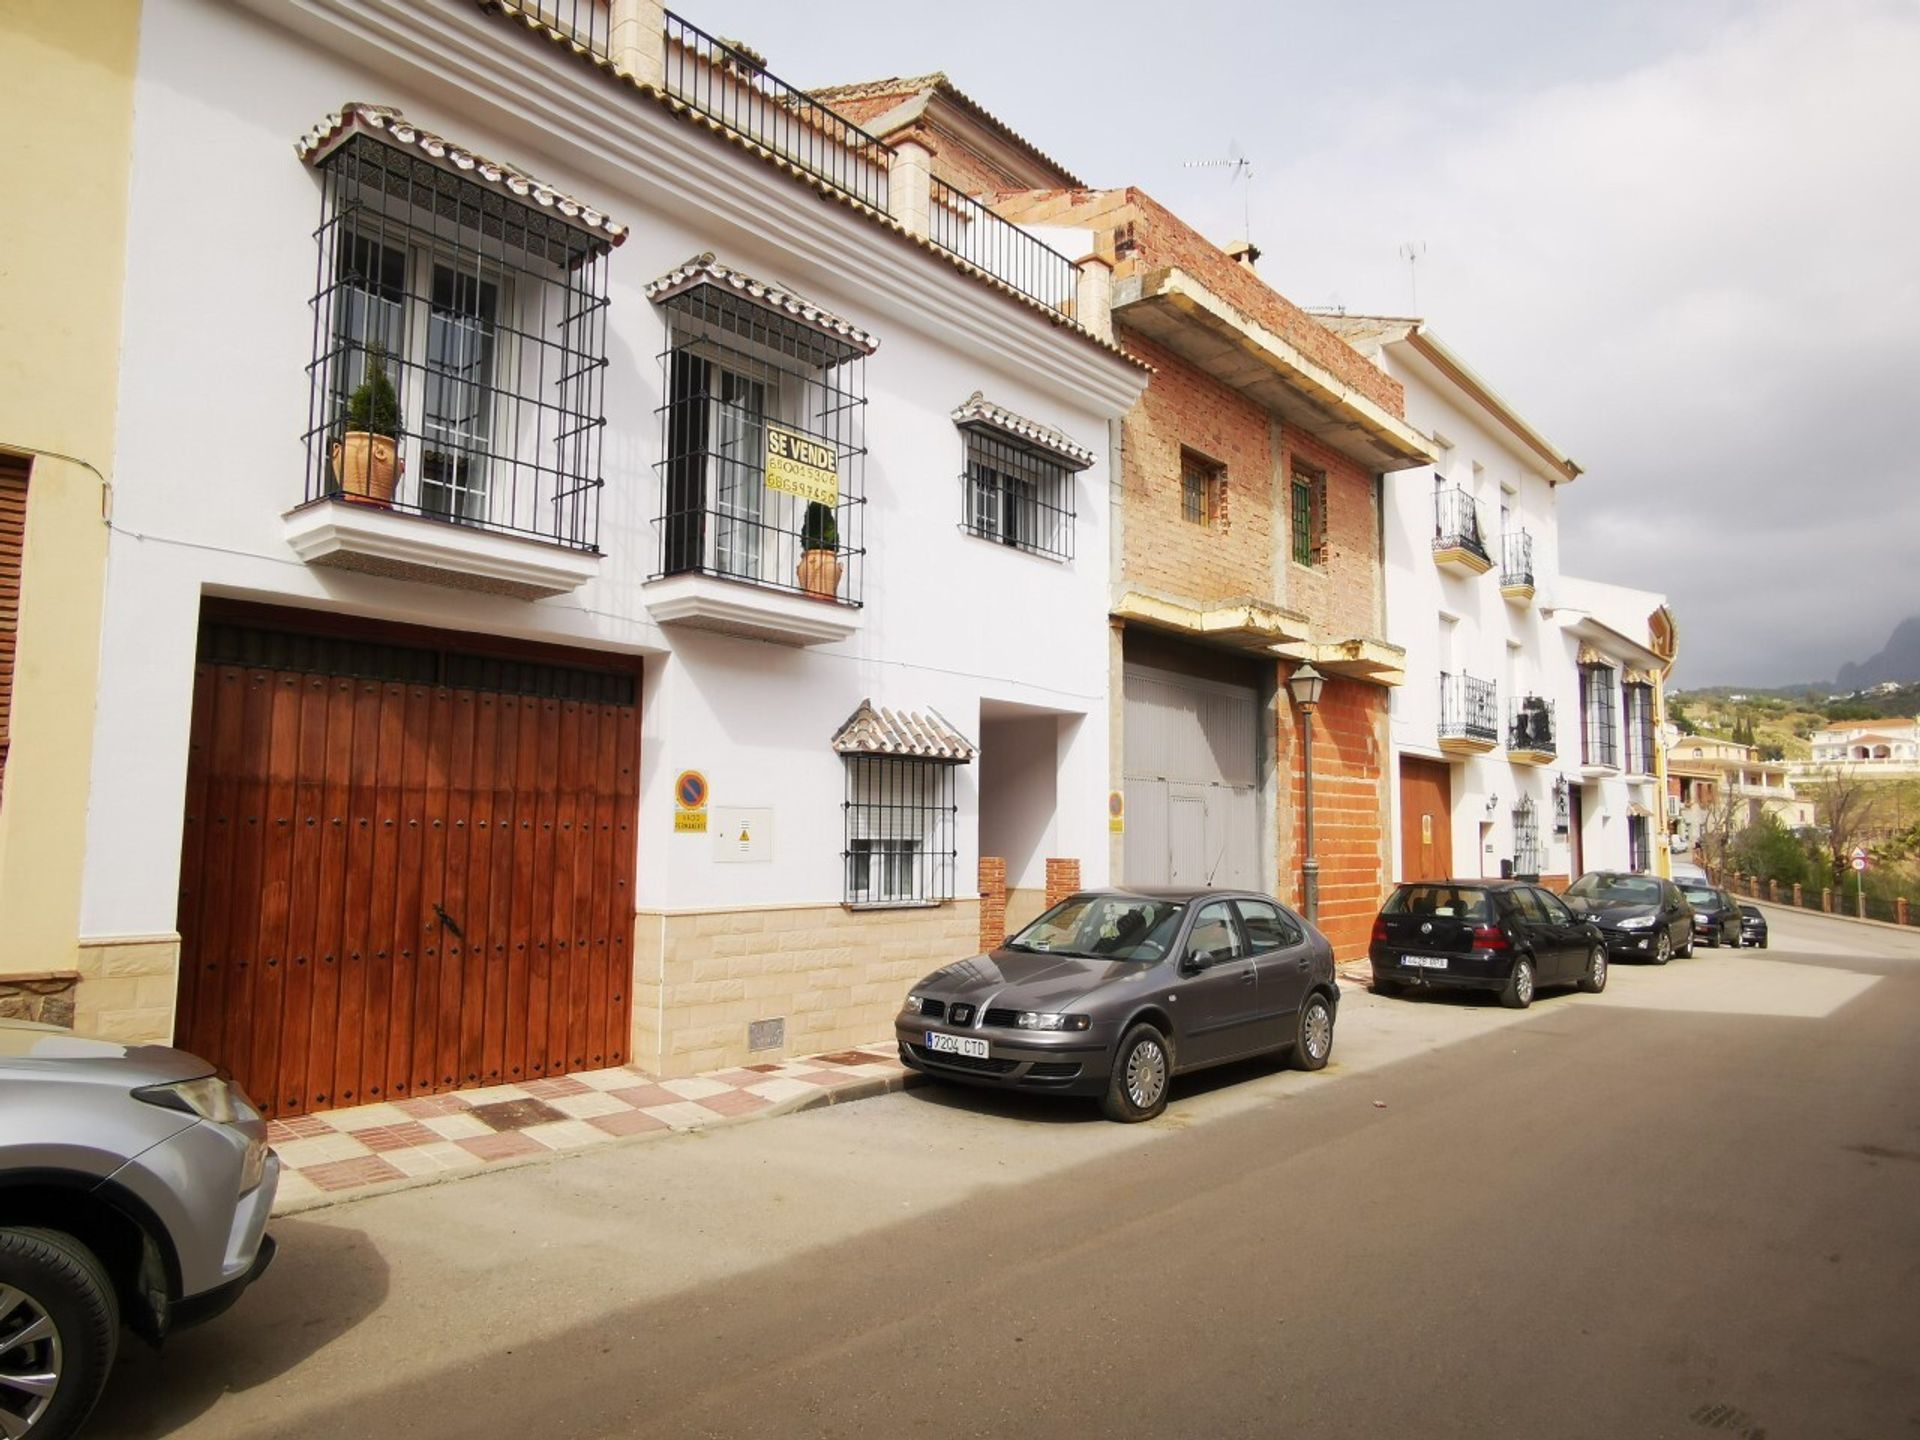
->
[354,1122,442,1153]
[585,1109,672,1139]
[467,1098,570,1132]
[569,1066,653,1092]
[520,1076,593,1099]
[691,1089,773,1118]
[456,1130,546,1163]
[546,1090,634,1121]
[272,1133,375,1169]
[604,1083,685,1110]
[417,1112,494,1141]
[303,1155,407,1192]
[519,1118,609,1151]
[637,1100,729,1132]
[395,1095,473,1119]
[743,1077,824,1104]
[658,1076,736,1101]
[322,1102,415,1133]
[266,1114,335,1143]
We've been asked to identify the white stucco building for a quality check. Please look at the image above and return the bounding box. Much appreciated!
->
[1323,317,1675,886]
[74,0,1145,1112]
[1797,719,1920,779]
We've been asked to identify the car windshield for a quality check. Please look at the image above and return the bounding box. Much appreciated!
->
[1566,874,1662,904]
[1740,905,1762,919]
[1382,885,1495,922]
[1007,896,1186,961]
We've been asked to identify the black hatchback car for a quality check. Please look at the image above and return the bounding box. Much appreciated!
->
[1738,904,1769,948]
[1682,884,1742,947]
[897,888,1337,1122]
[1369,880,1607,1009]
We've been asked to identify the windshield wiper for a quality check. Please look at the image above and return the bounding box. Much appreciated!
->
[1002,941,1039,952]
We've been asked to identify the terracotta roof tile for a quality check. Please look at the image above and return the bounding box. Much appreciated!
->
[832,700,977,762]
[950,392,1096,469]
[647,253,881,355]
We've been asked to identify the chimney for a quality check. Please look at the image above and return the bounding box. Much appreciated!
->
[1225,239,1261,271]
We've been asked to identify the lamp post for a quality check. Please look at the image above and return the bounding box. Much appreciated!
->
[1287,663,1325,924]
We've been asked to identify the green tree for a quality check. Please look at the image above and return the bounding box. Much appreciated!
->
[1726,813,1822,890]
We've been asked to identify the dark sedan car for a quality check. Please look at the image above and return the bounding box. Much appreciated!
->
[1683,884,1742,947]
[1563,871,1695,963]
[896,888,1338,1122]
[1738,904,1770,948]
[1369,879,1607,1009]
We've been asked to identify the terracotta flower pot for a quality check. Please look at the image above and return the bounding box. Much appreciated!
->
[330,432,401,506]
[797,548,843,600]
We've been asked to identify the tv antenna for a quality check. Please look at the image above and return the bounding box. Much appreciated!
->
[1398,241,1427,312]
[1185,141,1254,247]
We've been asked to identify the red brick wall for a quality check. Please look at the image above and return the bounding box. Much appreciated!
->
[1279,426,1383,640]
[1118,331,1275,603]
[1277,675,1389,961]
[1044,858,1081,908]
[979,856,1007,953]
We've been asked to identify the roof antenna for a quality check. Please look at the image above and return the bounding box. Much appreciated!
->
[1185,141,1254,249]
[1398,241,1427,313]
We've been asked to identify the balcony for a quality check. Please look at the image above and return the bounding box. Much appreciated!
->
[1501,530,1535,602]
[1508,696,1556,765]
[1433,486,1492,575]
[1438,672,1499,755]
[928,177,1079,319]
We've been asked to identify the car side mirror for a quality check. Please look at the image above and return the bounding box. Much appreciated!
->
[1179,949,1216,977]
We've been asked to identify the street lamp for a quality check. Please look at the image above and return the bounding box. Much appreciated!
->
[1287,664,1325,924]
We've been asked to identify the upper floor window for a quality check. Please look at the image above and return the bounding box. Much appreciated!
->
[951,394,1093,565]
[1181,450,1224,527]
[1291,466,1327,566]
[299,104,620,551]
[648,255,874,605]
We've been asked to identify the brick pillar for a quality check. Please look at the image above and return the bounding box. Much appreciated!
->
[1768,879,1780,902]
[1044,858,1081,909]
[978,857,1007,953]
[1822,887,1833,913]
[1898,897,1910,927]
[1792,883,1802,907]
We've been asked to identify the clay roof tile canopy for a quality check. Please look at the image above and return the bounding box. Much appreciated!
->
[832,700,977,762]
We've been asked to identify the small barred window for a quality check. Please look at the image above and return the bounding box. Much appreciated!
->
[842,755,957,907]
[961,428,1074,562]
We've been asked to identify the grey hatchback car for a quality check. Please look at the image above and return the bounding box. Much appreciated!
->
[896,888,1338,1122]
[1,1020,279,1440]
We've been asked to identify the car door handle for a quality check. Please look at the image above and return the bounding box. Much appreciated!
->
[1240,968,1256,985]
[1295,956,1310,970]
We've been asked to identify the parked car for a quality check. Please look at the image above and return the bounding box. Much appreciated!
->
[1738,904,1770,949]
[1,1020,279,1440]
[1670,859,1711,887]
[896,888,1337,1122]
[1563,871,1695,963]
[1682,883,1742,947]
[1368,879,1607,1009]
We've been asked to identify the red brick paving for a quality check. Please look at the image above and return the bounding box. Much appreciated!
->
[692,1089,773,1118]
[456,1131,546,1162]
[585,1110,673,1138]
[302,1156,407,1191]
[355,1122,442,1153]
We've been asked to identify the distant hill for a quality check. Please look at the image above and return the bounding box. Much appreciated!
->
[1837,616,1920,690]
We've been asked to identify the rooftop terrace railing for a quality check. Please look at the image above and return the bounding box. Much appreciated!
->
[928,177,1080,319]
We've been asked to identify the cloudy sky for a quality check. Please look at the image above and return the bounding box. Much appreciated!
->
[698,0,1920,686]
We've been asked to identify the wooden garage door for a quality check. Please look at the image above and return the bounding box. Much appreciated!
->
[1399,756,1454,884]
[175,619,638,1118]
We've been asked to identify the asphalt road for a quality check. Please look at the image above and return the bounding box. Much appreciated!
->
[90,905,1919,1440]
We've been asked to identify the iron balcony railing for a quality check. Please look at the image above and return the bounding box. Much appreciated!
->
[1502,529,1534,588]
[1434,486,1490,563]
[516,1,611,56]
[662,12,892,212]
[1509,696,1556,756]
[928,177,1080,318]
[1439,672,1500,745]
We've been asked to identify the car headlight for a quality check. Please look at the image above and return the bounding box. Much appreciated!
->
[133,1074,252,1124]
[903,994,926,1015]
[1615,915,1655,931]
[1014,1012,1092,1032]
[1695,913,1712,923]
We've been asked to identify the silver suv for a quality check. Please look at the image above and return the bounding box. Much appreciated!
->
[1,1019,280,1439]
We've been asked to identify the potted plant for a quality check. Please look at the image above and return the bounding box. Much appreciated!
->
[330,347,403,505]
[796,500,842,600]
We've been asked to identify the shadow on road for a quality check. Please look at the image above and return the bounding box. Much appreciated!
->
[87,1215,390,1438]
[900,1048,1298,1124]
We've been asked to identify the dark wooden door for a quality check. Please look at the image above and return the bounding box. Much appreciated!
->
[1399,757,1453,883]
[176,648,638,1118]
[1568,785,1585,879]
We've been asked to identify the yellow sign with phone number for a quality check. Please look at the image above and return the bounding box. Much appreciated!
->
[764,422,838,506]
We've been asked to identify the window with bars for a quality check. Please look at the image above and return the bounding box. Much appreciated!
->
[302,131,612,549]
[1290,467,1327,566]
[842,756,957,906]
[1512,797,1542,878]
[1181,451,1222,526]
[1628,814,1652,873]
[960,428,1074,562]
[1580,664,1620,769]
[1623,682,1657,774]
[654,278,867,603]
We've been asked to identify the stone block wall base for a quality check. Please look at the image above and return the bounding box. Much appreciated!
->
[630,901,982,1078]
[74,936,180,1044]
[0,972,79,1027]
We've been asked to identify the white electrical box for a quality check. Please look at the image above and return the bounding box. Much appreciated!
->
[711,807,772,863]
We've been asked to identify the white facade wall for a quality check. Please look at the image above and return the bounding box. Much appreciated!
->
[80,0,1141,949]
[1373,347,1588,882]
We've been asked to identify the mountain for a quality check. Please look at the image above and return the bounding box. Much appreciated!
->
[1837,616,1920,690]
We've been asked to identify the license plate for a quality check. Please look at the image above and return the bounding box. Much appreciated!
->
[1403,955,1449,970]
[925,1031,989,1058]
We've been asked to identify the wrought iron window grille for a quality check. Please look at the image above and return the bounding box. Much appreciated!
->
[651,282,868,605]
[1512,797,1542,879]
[841,755,957,907]
[927,177,1081,319]
[1553,776,1570,835]
[1509,696,1556,754]
[1433,484,1490,562]
[1623,682,1657,774]
[1628,814,1652,873]
[1291,467,1328,566]
[1502,529,1534,587]
[1580,664,1620,769]
[1182,451,1222,527]
[302,131,612,551]
[958,427,1075,562]
[1439,672,1500,744]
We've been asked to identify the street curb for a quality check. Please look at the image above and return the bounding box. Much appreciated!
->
[1748,898,1917,938]
[272,1059,924,1218]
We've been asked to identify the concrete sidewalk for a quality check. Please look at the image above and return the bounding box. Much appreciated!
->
[267,1042,917,1213]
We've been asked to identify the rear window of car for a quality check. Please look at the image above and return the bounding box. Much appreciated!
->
[1383,885,1494,922]
[1567,874,1663,904]
[1681,886,1717,905]
[1740,905,1762,919]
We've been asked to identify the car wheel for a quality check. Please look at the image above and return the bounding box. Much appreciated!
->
[1578,943,1608,994]
[1706,925,1720,948]
[1500,956,1535,1010]
[0,1226,120,1440]
[1655,930,1674,965]
[1289,991,1335,1071]
[1101,1024,1172,1123]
